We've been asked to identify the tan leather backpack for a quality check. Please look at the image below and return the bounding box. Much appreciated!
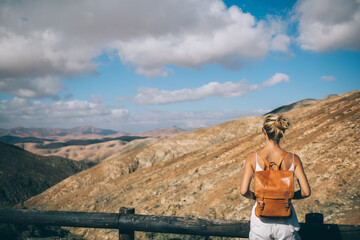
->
[254,151,294,219]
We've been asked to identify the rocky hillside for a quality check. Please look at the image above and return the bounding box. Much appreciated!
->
[24,90,360,239]
[0,142,88,208]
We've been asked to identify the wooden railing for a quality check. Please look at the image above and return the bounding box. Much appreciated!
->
[0,208,359,239]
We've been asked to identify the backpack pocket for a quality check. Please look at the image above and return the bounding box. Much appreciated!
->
[255,198,292,219]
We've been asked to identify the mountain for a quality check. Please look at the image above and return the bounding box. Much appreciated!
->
[23,90,360,239]
[0,141,88,208]
[0,126,187,146]
[265,98,320,115]
[142,126,187,137]
[0,126,126,140]
[0,125,187,141]
[266,94,339,115]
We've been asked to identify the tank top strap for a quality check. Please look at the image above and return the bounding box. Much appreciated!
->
[255,152,263,172]
[276,151,287,169]
[289,152,295,172]
[257,151,270,169]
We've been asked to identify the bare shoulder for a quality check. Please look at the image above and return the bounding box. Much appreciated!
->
[246,152,257,161]
[292,153,303,168]
[245,152,257,168]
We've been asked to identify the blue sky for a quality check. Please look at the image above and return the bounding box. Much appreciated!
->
[0,0,359,133]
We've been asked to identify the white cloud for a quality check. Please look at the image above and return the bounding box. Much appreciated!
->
[261,73,290,87]
[0,96,265,132]
[0,98,129,128]
[0,28,99,78]
[321,75,336,81]
[134,80,260,105]
[134,73,289,105]
[112,3,290,77]
[0,0,290,97]
[271,34,291,52]
[296,0,360,52]
[0,76,64,99]
[0,27,98,98]
[128,109,266,131]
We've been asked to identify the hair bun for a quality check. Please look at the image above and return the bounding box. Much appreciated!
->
[276,116,290,130]
[263,114,290,144]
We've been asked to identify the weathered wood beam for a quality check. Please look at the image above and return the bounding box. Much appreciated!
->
[0,209,119,229]
[117,213,250,237]
[0,208,250,237]
[1,209,359,239]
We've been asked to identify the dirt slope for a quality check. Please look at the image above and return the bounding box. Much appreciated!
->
[24,90,360,239]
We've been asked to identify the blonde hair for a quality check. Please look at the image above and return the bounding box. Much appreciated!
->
[263,114,290,144]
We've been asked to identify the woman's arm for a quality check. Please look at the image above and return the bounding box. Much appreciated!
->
[240,153,256,200]
[293,154,311,199]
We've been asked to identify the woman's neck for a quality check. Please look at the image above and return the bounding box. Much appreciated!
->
[264,139,280,150]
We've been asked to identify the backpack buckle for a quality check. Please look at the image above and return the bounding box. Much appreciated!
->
[258,201,265,210]
[284,201,291,210]
[269,162,279,170]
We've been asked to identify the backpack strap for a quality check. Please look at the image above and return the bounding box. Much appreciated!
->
[257,151,287,170]
[275,152,287,170]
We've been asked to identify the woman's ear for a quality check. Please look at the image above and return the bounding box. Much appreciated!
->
[262,127,266,135]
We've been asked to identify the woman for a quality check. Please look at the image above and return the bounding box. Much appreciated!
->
[240,114,311,240]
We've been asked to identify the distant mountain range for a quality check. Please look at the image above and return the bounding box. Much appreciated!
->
[0,125,187,141]
[0,126,125,140]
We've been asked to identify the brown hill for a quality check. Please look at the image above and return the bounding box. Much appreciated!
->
[0,141,88,208]
[24,90,360,239]
[265,98,320,115]
[266,94,339,115]
[142,126,187,137]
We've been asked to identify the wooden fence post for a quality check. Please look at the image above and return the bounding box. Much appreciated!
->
[306,213,324,224]
[299,213,345,240]
[119,207,135,240]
